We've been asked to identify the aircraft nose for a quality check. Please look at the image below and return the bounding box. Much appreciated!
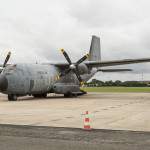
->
[0,75,8,91]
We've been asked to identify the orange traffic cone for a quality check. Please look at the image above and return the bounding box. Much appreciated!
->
[84,111,91,130]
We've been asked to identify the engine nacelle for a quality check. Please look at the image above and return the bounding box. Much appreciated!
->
[77,64,89,75]
[53,83,80,94]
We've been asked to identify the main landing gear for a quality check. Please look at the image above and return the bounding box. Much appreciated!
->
[33,93,47,98]
[8,94,17,101]
[64,90,87,98]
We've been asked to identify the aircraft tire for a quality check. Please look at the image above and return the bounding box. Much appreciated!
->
[33,93,47,98]
[64,93,73,98]
[41,93,47,98]
[8,94,17,101]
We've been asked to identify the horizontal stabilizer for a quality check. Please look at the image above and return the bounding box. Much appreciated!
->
[97,69,132,72]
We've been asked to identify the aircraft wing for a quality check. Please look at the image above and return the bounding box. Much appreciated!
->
[84,58,150,67]
[51,57,150,69]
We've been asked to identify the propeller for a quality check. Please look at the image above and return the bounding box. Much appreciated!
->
[60,49,89,85]
[0,51,11,73]
[3,52,11,68]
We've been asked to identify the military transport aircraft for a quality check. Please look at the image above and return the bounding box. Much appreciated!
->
[0,35,150,101]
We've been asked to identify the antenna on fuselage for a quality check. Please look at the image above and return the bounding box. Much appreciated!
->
[35,58,38,64]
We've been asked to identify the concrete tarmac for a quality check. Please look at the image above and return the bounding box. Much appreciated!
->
[1,124,150,150]
[0,92,150,131]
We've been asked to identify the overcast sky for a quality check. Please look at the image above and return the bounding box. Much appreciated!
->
[0,0,150,81]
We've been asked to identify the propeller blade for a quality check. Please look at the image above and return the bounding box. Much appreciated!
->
[73,68,83,85]
[74,71,82,82]
[3,51,11,68]
[60,49,72,65]
[76,53,89,65]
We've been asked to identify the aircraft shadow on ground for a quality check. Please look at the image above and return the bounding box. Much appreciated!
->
[17,95,82,101]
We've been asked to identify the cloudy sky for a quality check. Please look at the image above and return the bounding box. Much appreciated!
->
[0,0,150,81]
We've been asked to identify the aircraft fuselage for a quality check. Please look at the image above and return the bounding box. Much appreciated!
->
[0,64,59,96]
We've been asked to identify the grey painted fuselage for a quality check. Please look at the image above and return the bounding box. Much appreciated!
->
[0,63,95,96]
[1,64,58,95]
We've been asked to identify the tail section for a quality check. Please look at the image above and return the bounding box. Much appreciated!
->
[88,35,101,62]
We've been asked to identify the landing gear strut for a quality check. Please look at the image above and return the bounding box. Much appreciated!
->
[8,94,17,101]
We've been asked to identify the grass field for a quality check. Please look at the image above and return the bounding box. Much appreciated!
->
[81,87,150,93]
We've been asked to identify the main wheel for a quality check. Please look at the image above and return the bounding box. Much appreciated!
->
[33,93,47,98]
[8,94,17,101]
[41,93,47,98]
[64,93,73,98]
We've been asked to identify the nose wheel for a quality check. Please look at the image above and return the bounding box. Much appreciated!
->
[8,94,17,101]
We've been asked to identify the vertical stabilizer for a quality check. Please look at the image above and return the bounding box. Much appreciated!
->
[89,35,101,62]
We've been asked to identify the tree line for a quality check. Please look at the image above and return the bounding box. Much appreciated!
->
[85,79,150,87]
